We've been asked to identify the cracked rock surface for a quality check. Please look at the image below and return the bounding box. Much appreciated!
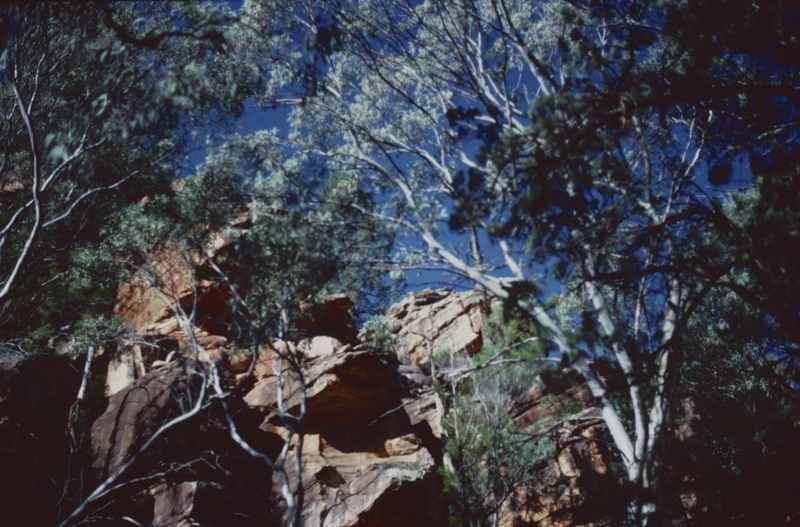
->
[383,288,496,365]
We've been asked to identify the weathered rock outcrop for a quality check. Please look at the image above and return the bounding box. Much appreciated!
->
[88,358,283,526]
[4,293,611,527]
[107,217,248,396]
[108,211,357,396]
[382,291,620,527]
[113,211,250,339]
[504,369,611,527]
[244,349,444,527]
[84,342,445,527]
[383,288,496,365]
[91,361,187,479]
[82,233,449,526]
[8,285,800,526]
[87,284,618,527]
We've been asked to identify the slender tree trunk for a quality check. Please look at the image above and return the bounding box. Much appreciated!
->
[67,345,96,449]
[628,488,657,527]
[470,226,489,315]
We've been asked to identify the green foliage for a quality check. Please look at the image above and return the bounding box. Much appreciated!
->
[0,2,249,344]
[360,315,400,355]
[440,414,555,527]
[69,317,127,359]
[22,325,58,354]
[316,171,401,322]
[615,232,800,526]
[96,129,399,358]
[0,1,797,524]
[437,311,552,526]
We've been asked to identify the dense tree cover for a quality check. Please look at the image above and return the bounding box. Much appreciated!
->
[61,147,395,527]
[0,2,251,346]
[1,0,799,526]
[237,0,800,524]
[0,3,394,526]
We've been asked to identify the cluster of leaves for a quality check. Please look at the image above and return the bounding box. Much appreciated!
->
[68,317,127,360]
[0,1,249,348]
[360,314,400,356]
[438,309,553,527]
[440,413,555,527]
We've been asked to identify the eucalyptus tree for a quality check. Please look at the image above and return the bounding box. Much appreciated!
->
[0,3,273,524]
[0,2,251,343]
[240,0,800,524]
[54,127,396,525]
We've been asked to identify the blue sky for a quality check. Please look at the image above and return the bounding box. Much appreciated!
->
[188,95,755,304]
[192,0,756,299]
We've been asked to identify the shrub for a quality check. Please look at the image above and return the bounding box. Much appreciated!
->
[361,315,400,356]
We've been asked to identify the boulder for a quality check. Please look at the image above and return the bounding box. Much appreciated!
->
[244,348,445,527]
[91,362,185,479]
[383,288,496,365]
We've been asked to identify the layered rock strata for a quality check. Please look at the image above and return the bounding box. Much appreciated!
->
[9,283,777,526]
[92,283,619,527]
[87,342,445,526]
[382,288,496,365]
[244,349,444,527]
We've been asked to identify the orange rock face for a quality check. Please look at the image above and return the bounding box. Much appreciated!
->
[501,368,613,527]
[87,344,446,527]
[108,209,356,397]
[91,362,186,480]
[243,348,445,527]
[383,288,496,365]
[113,217,248,351]
[14,284,790,526]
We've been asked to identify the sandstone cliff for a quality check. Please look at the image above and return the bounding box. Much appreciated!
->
[80,283,618,527]
[380,288,495,365]
[2,285,739,527]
